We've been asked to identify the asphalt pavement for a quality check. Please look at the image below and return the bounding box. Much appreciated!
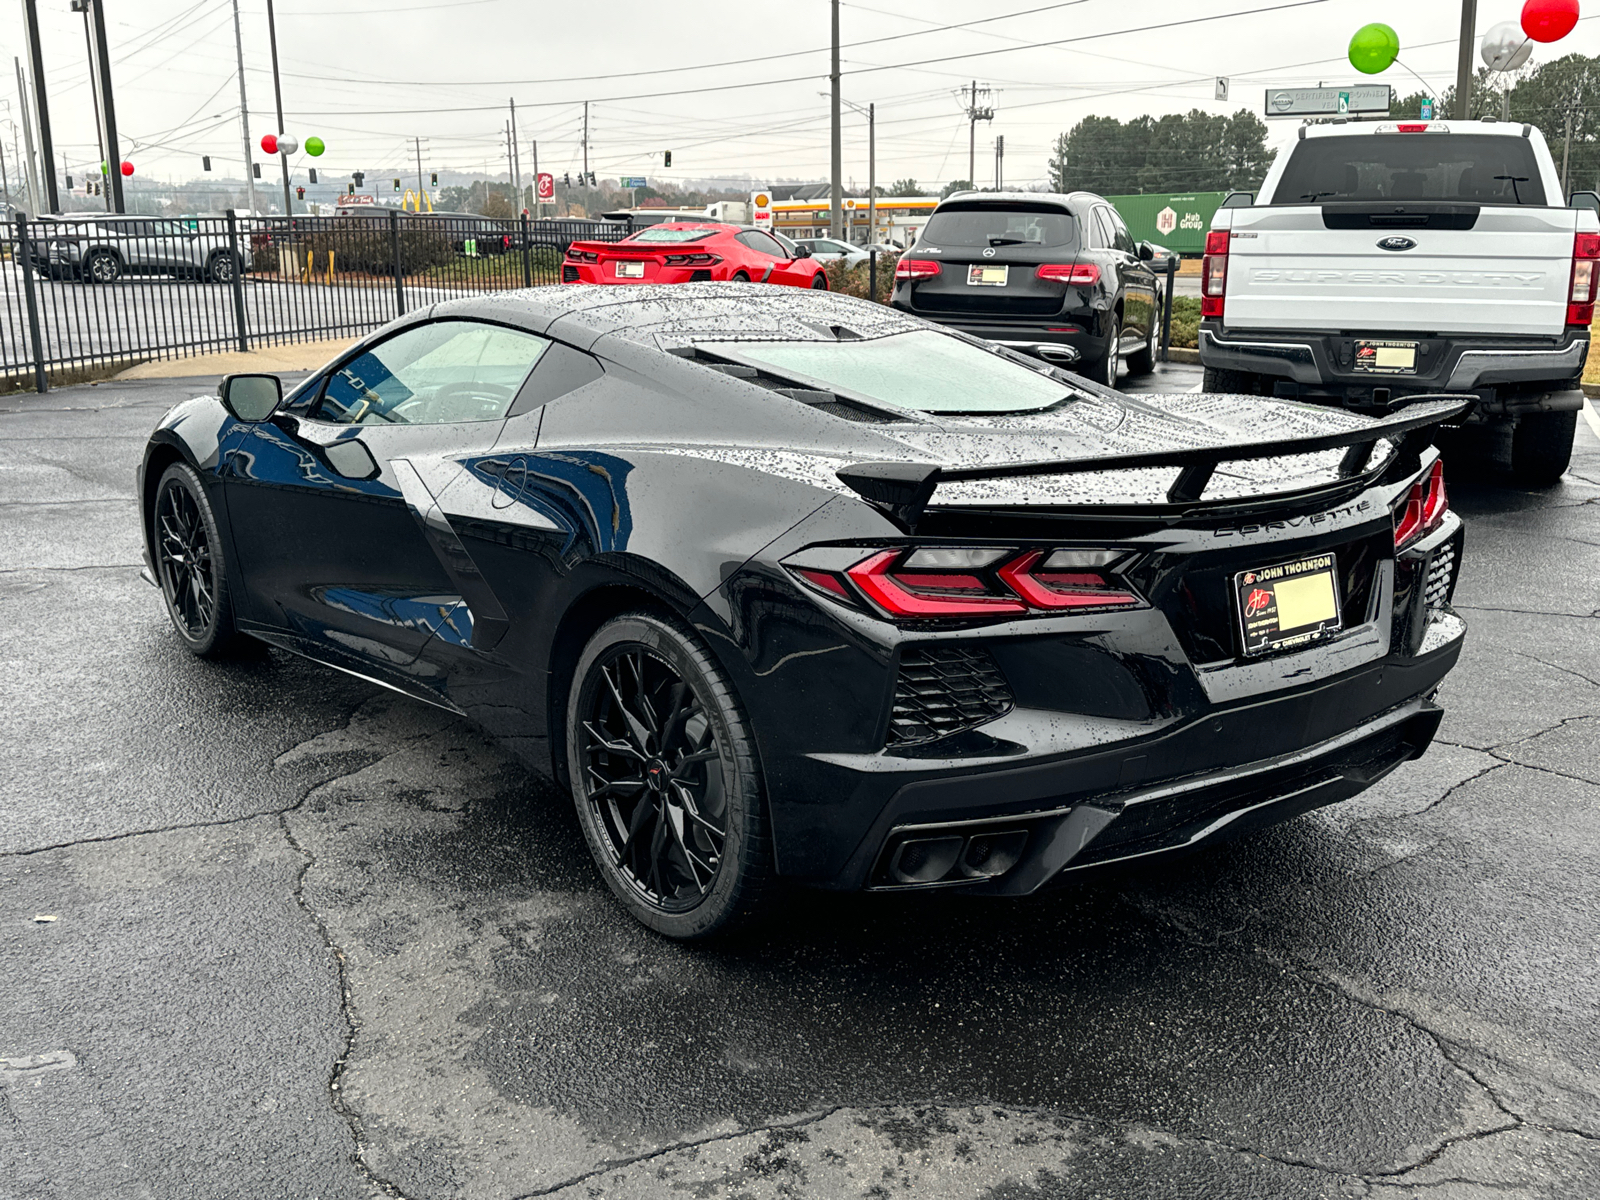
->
[3,362,1599,1199]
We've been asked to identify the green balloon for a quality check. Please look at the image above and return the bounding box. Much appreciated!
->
[100,161,109,174]
[304,136,325,157]
[1349,22,1400,74]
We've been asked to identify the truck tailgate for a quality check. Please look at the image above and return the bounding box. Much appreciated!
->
[1223,204,1577,336]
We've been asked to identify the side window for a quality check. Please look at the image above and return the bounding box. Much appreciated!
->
[1082,210,1106,249]
[737,230,788,259]
[1108,210,1136,254]
[313,320,550,426]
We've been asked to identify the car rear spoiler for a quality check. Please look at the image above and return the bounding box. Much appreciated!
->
[836,396,1469,530]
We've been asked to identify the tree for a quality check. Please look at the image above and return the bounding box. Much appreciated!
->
[940,178,973,199]
[1047,133,1070,192]
[888,178,922,196]
[480,190,514,218]
[1048,109,1273,194]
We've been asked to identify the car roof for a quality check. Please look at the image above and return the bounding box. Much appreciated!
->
[1300,118,1536,139]
[935,190,1090,209]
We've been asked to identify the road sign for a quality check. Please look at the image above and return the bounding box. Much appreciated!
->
[1265,85,1391,118]
[536,172,554,200]
[1215,77,1229,101]
[621,176,647,188]
[1420,98,1434,119]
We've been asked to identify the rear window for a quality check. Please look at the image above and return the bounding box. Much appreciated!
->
[921,203,1078,249]
[696,330,1075,414]
[1273,134,1547,206]
[629,227,719,243]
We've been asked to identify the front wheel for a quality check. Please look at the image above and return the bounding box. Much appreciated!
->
[567,613,774,939]
[85,249,121,285]
[1510,409,1577,486]
[153,462,254,658]
[206,253,237,284]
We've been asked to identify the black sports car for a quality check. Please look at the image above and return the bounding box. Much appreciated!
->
[138,284,1468,939]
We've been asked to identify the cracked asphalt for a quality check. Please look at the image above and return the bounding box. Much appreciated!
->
[2,366,1598,1199]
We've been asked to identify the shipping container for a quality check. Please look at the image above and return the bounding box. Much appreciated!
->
[1104,191,1229,255]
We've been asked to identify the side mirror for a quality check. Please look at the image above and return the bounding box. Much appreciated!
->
[1138,242,1156,261]
[1220,191,1255,209]
[792,245,812,259]
[219,373,282,422]
[1569,190,1600,214]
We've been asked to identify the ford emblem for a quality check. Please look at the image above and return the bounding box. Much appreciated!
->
[1378,236,1417,252]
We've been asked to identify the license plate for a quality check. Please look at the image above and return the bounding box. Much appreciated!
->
[967,265,1009,287]
[1353,339,1417,374]
[615,261,645,279]
[1235,554,1343,656]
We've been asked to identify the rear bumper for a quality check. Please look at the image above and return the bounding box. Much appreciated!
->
[1200,321,1588,408]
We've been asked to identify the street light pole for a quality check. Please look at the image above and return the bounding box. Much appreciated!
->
[229,0,257,215]
[265,0,293,216]
[70,1,109,210]
[842,97,875,247]
[21,0,57,213]
[13,59,39,216]
[830,0,842,239]
[1455,0,1477,119]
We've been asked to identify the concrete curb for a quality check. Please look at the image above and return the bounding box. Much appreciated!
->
[1165,347,1200,364]
[113,337,353,381]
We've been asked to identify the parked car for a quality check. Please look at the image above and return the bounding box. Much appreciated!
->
[890,190,1164,384]
[795,236,870,266]
[562,222,827,288]
[138,285,1467,938]
[46,214,250,284]
[1200,119,1593,484]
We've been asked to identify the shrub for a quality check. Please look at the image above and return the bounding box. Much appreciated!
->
[1168,296,1200,349]
[824,253,898,304]
[250,223,457,277]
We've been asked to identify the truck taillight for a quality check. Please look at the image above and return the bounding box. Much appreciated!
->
[1201,229,1228,319]
[894,258,941,280]
[1568,232,1600,325]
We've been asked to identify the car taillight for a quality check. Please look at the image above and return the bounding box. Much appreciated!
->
[1568,232,1600,325]
[566,248,598,263]
[790,547,1142,621]
[1201,229,1228,319]
[894,258,941,280]
[1393,460,1449,550]
[1036,263,1099,284]
[663,252,722,266]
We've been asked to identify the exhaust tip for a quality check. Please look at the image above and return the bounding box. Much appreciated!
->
[879,826,1031,887]
[889,836,964,885]
[959,830,1029,878]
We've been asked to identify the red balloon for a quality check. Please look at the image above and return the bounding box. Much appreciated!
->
[120,161,134,177]
[1522,0,1579,42]
[260,133,278,155]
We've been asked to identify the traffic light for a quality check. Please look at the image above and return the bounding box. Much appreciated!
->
[65,174,73,189]
[296,186,305,199]
[308,168,317,184]
[352,171,364,187]
[393,178,401,191]
[430,171,438,186]
[348,182,355,195]
[562,172,570,186]
[664,150,671,168]
[252,163,261,178]
[588,171,597,186]
[202,155,211,171]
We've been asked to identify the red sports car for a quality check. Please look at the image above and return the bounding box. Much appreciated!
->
[562,223,829,289]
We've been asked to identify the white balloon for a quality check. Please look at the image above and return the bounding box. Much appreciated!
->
[276,135,299,155]
[1481,21,1533,71]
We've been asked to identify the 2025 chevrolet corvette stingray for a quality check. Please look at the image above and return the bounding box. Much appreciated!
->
[139,284,1467,938]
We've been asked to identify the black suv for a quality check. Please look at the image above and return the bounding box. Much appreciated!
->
[890,191,1162,386]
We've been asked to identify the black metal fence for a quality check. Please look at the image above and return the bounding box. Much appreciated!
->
[0,211,630,391]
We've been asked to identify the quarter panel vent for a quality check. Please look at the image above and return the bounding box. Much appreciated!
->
[889,646,1014,746]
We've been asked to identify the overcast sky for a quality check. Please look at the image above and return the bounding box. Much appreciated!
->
[3,0,1598,195]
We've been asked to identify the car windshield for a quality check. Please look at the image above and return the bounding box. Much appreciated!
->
[696,330,1076,413]
[920,204,1078,249]
[629,227,719,243]
[1273,134,1548,205]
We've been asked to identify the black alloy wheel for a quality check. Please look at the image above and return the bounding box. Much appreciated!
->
[85,249,121,285]
[810,271,829,289]
[568,614,773,939]
[1094,315,1121,387]
[207,253,236,284]
[731,270,751,282]
[153,461,252,658]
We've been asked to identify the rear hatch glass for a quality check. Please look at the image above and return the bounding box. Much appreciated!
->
[920,203,1078,249]
[1273,134,1547,206]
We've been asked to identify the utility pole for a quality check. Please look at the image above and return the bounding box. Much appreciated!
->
[265,0,292,216]
[868,102,875,246]
[21,0,57,212]
[830,0,842,239]
[0,136,10,211]
[966,81,994,187]
[1563,105,1575,196]
[415,135,424,201]
[14,59,39,216]
[509,99,521,210]
[1455,0,1477,120]
[582,100,590,217]
[228,0,256,215]
[996,134,1004,190]
[84,0,123,213]
[70,1,108,210]
[531,139,539,218]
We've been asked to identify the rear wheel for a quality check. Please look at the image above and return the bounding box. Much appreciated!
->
[85,249,121,285]
[1125,297,1159,376]
[206,252,236,285]
[810,271,829,289]
[731,270,751,283]
[153,462,254,658]
[567,613,774,939]
[1202,366,1261,395]
[1087,315,1121,387]
[1510,409,1577,486]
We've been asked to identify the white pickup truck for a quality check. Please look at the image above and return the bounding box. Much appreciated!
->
[1200,120,1595,483]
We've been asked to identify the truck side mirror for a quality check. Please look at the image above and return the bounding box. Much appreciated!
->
[1220,191,1255,209]
[1569,191,1600,214]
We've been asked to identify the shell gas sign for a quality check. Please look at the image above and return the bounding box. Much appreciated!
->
[751,191,772,226]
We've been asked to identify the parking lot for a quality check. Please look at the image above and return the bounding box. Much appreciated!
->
[3,365,1598,1199]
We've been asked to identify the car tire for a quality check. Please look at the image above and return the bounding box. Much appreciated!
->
[731,270,750,282]
[810,271,828,289]
[152,461,256,659]
[206,253,236,285]
[1125,298,1158,376]
[1510,409,1577,486]
[1088,315,1121,387]
[566,612,775,940]
[1202,366,1261,395]
[84,249,121,285]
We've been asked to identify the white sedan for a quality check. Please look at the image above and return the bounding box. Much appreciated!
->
[794,237,870,266]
